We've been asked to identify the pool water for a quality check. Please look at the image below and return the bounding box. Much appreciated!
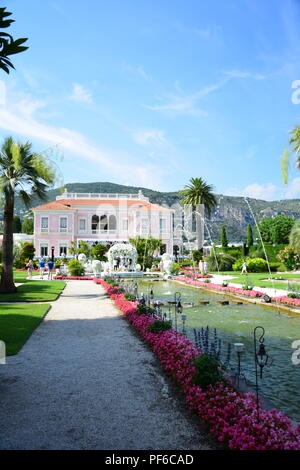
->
[138,279,300,422]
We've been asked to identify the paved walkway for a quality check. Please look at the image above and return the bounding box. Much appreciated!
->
[0,281,214,450]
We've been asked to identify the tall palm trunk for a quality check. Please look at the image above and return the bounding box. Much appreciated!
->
[195,204,204,250]
[0,194,17,293]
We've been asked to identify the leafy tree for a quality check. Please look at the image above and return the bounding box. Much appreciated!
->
[258,215,295,244]
[247,224,254,247]
[91,244,107,261]
[179,177,217,249]
[78,240,91,258]
[12,215,21,233]
[0,7,28,74]
[20,242,35,262]
[21,216,34,234]
[129,236,162,269]
[69,240,79,258]
[221,225,228,248]
[0,136,57,293]
[192,249,203,264]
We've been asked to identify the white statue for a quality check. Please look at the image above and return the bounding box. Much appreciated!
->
[78,253,87,265]
[161,253,173,275]
[92,260,102,275]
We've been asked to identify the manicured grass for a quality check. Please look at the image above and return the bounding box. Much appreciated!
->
[13,269,40,284]
[0,280,66,302]
[212,271,300,290]
[0,303,51,355]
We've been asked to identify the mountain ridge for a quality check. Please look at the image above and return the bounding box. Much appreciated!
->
[13,181,300,242]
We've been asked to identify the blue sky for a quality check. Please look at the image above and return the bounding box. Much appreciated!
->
[1,0,300,200]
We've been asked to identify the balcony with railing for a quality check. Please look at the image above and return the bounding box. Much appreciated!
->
[56,190,149,202]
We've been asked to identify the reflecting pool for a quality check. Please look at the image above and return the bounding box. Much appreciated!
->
[137,279,300,422]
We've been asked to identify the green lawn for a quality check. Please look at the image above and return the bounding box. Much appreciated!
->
[0,303,51,355]
[0,280,66,302]
[212,271,300,290]
[13,269,40,284]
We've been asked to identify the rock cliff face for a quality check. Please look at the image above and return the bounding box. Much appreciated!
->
[12,181,300,242]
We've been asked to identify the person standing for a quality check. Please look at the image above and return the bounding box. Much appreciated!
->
[47,258,54,280]
[26,259,33,279]
[241,260,247,274]
[39,257,45,279]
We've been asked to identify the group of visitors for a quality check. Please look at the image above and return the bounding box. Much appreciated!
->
[26,258,55,280]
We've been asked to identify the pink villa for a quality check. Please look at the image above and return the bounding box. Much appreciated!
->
[32,190,174,258]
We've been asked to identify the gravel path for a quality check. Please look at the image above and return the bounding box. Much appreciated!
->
[0,280,215,450]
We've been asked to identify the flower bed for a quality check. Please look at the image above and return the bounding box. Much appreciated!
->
[181,271,213,278]
[175,275,265,298]
[175,275,300,309]
[93,277,300,450]
[53,276,95,280]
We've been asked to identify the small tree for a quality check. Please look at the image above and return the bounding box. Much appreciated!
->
[247,224,254,247]
[21,217,34,234]
[221,226,228,248]
[92,244,107,261]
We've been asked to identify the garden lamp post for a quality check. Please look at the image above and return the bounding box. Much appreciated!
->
[253,326,269,423]
[51,246,55,262]
[181,313,187,335]
[234,342,245,387]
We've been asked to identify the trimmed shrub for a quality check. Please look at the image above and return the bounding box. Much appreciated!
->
[233,257,268,272]
[193,353,225,389]
[147,319,172,333]
[68,259,85,277]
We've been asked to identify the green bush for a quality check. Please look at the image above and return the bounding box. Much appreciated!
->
[147,319,172,333]
[233,257,268,272]
[193,353,225,389]
[124,293,136,301]
[137,303,153,316]
[287,293,300,299]
[246,258,268,272]
[68,259,85,276]
[208,253,237,271]
[191,250,203,264]
[171,262,180,275]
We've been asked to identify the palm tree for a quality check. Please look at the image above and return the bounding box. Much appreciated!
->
[289,125,300,169]
[0,136,57,293]
[281,125,300,183]
[179,177,217,250]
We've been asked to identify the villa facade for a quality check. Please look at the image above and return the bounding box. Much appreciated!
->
[32,190,175,258]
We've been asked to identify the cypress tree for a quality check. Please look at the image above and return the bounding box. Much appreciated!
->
[221,225,228,248]
[247,224,254,247]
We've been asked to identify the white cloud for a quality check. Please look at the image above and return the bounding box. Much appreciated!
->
[225,182,279,201]
[284,177,300,198]
[144,79,227,116]
[132,129,169,147]
[224,70,267,80]
[0,93,168,190]
[69,83,93,103]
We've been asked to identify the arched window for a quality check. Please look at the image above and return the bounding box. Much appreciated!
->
[100,215,108,231]
[91,215,99,232]
[109,215,117,231]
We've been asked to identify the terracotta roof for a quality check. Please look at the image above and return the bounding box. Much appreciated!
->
[32,201,76,211]
[32,198,173,212]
